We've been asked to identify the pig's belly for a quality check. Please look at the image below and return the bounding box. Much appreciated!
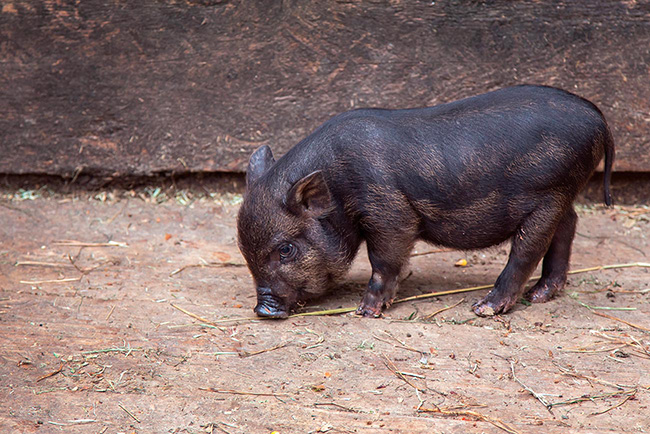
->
[409,187,545,249]
[418,215,518,250]
[413,195,530,249]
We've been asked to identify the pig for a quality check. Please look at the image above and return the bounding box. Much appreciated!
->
[237,85,614,319]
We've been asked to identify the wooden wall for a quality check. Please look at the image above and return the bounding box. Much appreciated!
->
[1,1,649,177]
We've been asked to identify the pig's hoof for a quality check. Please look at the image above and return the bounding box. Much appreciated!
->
[525,279,564,303]
[355,305,383,318]
[472,295,515,317]
[355,295,390,318]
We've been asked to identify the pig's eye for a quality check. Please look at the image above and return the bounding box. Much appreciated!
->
[278,243,297,262]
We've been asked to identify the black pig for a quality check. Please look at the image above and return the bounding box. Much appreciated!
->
[237,85,614,318]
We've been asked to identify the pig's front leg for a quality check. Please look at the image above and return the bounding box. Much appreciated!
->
[356,270,399,317]
[356,235,415,318]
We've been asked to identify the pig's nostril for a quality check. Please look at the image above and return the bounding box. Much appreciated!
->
[254,289,288,319]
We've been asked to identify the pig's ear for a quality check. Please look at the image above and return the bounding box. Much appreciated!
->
[286,171,333,218]
[246,145,275,189]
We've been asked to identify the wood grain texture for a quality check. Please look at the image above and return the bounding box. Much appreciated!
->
[1,0,649,177]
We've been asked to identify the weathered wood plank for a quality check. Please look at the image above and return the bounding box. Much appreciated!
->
[1,0,649,177]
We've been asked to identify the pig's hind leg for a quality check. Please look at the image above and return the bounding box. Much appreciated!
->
[472,203,567,316]
[524,207,577,303]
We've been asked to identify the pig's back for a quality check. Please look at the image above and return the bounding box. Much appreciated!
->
[325,85,610,248]
[328,85,606,193]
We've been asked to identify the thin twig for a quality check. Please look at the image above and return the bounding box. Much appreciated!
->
[53,240,128,247]
[170,303,214,324]
[415,388,426,411]
[314,402,359,412]
[375,330,425,354]
[81,347,142,355]
[381,353,425,392]
[550,388,637,408]
[105,305,116,321]
[239,342,288,357]
[67,253,85,274]
[611,288,650,294]
[292,306,357,317]
[47,420,97,426]
[423,298,465,320]
[169,262,245,277]
[105,199,129,225]
[410,248,454,257]
[20,253,115,284]
[396,284,494,304]
[590,390,637,415]
[559,345,626,355]
[36,363,64,383]
[569,262,650,274]
[118,403,140,423]
[419,407,521,434]
[372,334,425,355]
[170,303,259,325]
[15,261,75,268]
[20,277,81,285]
[577,301,636,311]
[510,361,554,415]
[577,232,648,256]
[399,371,426,379]
[199,387,289,397]
[582,332,650,360]
[215,422,233,434]
[554,362,631,390]
[0,201,36,218]
[628,335,650,358]
[584,308,650,333]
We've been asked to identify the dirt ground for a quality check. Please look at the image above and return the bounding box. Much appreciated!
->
[0,185,649,434]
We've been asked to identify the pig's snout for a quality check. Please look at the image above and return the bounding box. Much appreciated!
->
[254,287,289,319]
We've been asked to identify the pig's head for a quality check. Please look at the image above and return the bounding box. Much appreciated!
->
[237,145,349,319]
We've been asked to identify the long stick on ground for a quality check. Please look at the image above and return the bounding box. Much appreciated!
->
[292,262,650,317]
[170,263,650,322]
